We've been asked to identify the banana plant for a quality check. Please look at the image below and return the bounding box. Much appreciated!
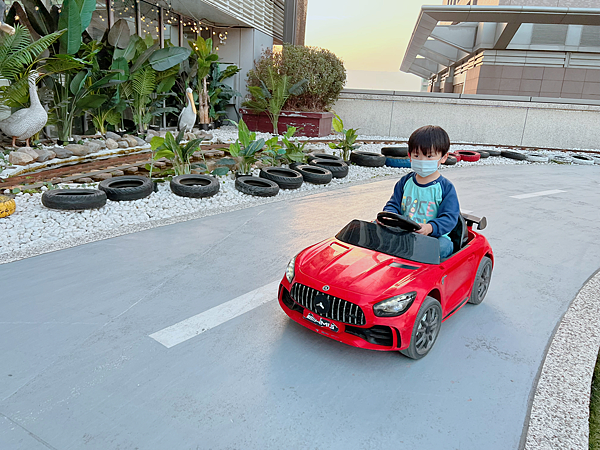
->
[243,66,308,135]
[226,119,265,175]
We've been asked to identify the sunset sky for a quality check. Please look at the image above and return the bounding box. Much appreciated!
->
[304,0,430,92]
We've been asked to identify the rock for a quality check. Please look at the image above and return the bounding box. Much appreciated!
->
[124,167,138,174]
[117,140,130,149]
[52,146,74,159]
[111,170,124,177]
[33,148,56,162]
[85,141,103,154]
[89,139,107,149]
[154,161,166,168]
[105,131,121,141]
[184,132,196,141]
[91,172,112,181]
[133,136,146,146]
[105,138,119,150]
[75,177,94,184]
[191,168,205,174]
[8,151,33,165]
[205,150,225,158]
[123,135,139,147]
[145,135,154,143]
[146,129,159,137]
[64,144,91,156]
[19,147,39,161]
[192,151,205,161]
[195,131,213,140]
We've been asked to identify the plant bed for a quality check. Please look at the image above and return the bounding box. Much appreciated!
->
[240,108,334,138]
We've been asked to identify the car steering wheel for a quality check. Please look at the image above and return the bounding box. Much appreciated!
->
[376,211,422,232]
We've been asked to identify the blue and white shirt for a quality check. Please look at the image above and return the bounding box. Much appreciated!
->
[383,173,460,240]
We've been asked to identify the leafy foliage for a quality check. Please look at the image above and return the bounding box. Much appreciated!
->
[247,45,346,112]
[225,119,265,174]
[281,126,308,164]
[150,130,203,176]
[208,63,241,122]
[328,114,359,161]
[242,66,308,134]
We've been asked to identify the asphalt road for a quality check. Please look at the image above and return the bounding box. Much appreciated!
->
[2,164,599,450]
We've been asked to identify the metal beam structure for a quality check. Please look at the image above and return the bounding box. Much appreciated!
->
[401,5,600,80]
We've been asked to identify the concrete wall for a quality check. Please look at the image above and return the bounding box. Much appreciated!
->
[332,90,600,150]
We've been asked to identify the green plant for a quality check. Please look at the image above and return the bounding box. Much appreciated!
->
[150,131,203,175]
[226,119,265,174]
[191,154,233,177]
[0,25,64,108]
[207,63,240,122]
[243,66,308,134]
[328,114,359,161]
[188,36,218,126]
[281,126,308,164]
[247,45,346,112]
[260,136,285,167]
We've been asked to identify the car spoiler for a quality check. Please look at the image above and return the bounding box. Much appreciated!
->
[462,213,487,230]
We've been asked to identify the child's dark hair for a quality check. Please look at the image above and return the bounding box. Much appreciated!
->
[408,125,450,157]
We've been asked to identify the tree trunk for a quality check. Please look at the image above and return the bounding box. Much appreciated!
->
[198,77,210,125]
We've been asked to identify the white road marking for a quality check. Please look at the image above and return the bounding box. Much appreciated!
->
[510,189,566,200]
[150,280,280,348]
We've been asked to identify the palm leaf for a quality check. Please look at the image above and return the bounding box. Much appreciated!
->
[131,67,156,97]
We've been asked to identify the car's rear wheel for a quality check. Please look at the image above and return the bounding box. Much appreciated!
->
[468,256,493,305]
[400,296,442,360]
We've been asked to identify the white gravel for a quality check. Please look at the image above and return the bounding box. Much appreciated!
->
[1,128,599,265]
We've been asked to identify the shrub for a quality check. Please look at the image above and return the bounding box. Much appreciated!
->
[246,45,346,112]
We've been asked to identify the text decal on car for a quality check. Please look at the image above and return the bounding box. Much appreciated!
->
[304,312,339,332]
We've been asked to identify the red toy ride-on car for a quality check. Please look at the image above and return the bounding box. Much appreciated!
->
[278,211,494,359]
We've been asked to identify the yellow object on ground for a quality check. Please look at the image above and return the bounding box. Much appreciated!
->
[0,195,16,218]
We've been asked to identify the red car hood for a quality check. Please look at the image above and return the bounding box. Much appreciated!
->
[296,238,424,298]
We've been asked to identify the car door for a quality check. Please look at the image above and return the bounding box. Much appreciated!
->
[439,245,478,316]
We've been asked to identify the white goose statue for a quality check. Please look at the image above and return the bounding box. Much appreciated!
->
[178,87,197,133]
[0,71,47,147]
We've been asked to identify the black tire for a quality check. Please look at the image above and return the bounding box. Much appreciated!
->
[350,151,386,167]
[485,149,501,157]
[443,155,457,166]
[288,162,305,171]
[468,256,493,305]
[235,176,279,197]
[294,164,333,185]
[400,296,442,360]
[381,145,409,157]
[501,150,527,161]
[99,176,153,201]
[310,159,349,178]
[474,150,489,158]
[259,167,303,189]
[170,174,220,198]
[42,189,107,210]
[307,153,342,163]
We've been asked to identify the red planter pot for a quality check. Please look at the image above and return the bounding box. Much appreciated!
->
[240,108,334,137]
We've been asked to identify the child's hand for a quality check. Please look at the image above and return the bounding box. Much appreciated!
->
[415,223,433,236]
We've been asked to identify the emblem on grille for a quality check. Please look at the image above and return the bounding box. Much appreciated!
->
[313,292,331,315]
[323,285,330,291]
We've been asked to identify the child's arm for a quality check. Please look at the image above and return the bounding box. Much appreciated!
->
[427,181,460,237]
[382,174,412,215]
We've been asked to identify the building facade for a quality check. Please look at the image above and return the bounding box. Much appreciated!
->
[401,0,600,101]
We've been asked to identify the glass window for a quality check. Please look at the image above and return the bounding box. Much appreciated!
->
[112,0,136,35]
[163,10,179,46]
[139,0,159,42]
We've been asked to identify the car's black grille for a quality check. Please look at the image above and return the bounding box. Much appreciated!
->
[290,283,366,325]
[345,325,395,347]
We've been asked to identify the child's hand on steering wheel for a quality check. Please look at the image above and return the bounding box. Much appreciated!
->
[415,223,433,236]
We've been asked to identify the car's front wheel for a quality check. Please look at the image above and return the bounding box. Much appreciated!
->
[468,256,493,305]
[400,296,442,360]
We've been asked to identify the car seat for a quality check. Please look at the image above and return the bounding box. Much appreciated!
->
[447,214,468,254]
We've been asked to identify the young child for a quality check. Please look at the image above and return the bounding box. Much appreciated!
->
[382,125,460,259]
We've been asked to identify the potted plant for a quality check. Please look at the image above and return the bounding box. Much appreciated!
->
[241,45,346,137]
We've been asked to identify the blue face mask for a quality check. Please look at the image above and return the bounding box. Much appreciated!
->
[411,158,440,177]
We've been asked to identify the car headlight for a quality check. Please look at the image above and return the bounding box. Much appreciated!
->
[285,255,297,283]
[373,292,417,317]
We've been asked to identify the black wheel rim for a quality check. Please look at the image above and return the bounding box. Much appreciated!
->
[477,263,492,300]
[414,306,440,354]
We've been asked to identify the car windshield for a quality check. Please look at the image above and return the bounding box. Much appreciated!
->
[335,220,440,265]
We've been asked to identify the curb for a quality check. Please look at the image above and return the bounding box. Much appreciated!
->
[524,270,600,449]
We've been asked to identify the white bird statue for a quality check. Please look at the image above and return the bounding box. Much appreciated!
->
[0,1,15,35]
[0,71,48,147]
[178,87,197,133]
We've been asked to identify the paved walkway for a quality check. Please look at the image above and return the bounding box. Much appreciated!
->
[1,164,599,450]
